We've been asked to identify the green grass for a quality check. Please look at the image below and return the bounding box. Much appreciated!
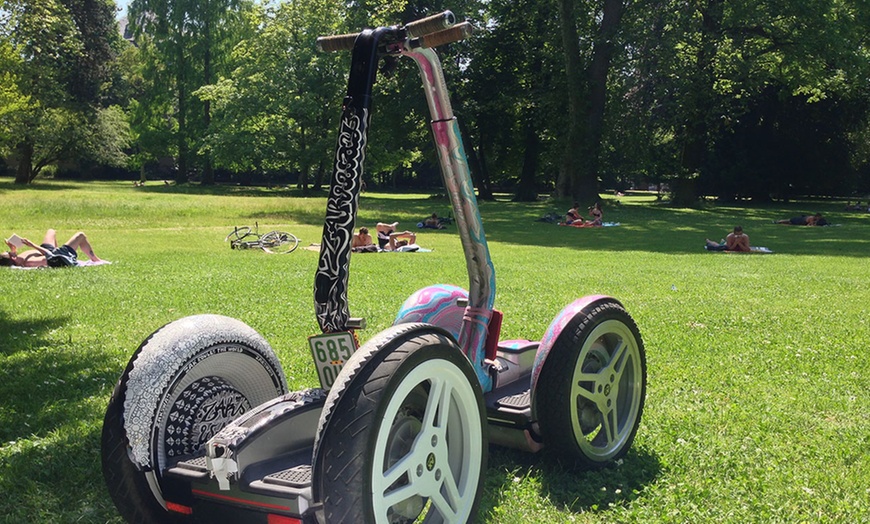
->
[1,179,868,523]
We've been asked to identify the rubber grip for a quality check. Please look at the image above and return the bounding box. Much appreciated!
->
[417,22,473,48]
[316,33,359,52]
[405,10,455,38]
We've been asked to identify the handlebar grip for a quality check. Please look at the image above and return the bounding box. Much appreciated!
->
[415,22,474,48]
[316,33,360,53]
[405,10,455,38]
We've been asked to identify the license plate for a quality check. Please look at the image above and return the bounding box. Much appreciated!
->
[309,331,358,390]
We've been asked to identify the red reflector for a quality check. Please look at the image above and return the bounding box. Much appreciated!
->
[267,515,302,524]
[166,501,193,515]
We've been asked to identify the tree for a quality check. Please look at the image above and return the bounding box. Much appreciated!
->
[197,0,347,190]
[555,0,628,202]
[128,0,252,183]
[613,0,870,204]
[0,0,124,184]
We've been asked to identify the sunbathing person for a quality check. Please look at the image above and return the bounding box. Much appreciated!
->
[776,213,827,226]
[375,222,417,250]
[351,227,378,252]
[421,213,445,229]
[2,229,103,267]
[705,226,751,252]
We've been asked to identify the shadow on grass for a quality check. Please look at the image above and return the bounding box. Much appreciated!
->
[0,423,118,522]
[0,310,119,443]
[481,444,662,518]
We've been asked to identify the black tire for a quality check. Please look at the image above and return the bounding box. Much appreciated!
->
[312,324,487,523]
[535,299,646,468]
[261,231,299,254]
[101,314,288,523]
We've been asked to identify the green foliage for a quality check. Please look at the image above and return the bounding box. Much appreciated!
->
[0,0,124,183]
[197,0,347,181]
[1,181,869,522]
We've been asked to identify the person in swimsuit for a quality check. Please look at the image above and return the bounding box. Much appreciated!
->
[587,202,603,226]
[2,229,103,267]
[374,222,417,250]
[705,226,751,252]
[565,202,582,224]
[776,213,825,226]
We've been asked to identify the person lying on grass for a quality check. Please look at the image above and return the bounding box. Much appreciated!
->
[2,229,104,268]
[776,213,827,226]
[705,226,751,252]
[375,222,417,250]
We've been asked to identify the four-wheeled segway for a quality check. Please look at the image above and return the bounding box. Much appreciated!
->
[101,11,646,523]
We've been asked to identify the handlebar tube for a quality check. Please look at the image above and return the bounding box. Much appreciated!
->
[314,14,495,392]
[314,27,389,333]
[402,45,495,392]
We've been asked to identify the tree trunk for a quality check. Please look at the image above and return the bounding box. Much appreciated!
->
[457,117,493,200]
[201,17,215,185]
[514,111,540,202]
[14,140,34,184]
[675,0,724,206]
[556,0,585,200]
[175,42,189,184]
[558,0,625,203]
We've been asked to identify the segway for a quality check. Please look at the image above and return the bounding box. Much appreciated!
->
[101,11,646,523]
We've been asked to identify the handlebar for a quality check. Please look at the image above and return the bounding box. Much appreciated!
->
[316,11,473,52]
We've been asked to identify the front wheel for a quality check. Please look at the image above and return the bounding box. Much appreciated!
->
[535,299,646,468]
[261,231,299,254]
[313,324,487,523]
[101,315,288,523]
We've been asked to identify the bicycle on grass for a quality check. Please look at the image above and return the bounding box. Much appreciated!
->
[224,222,299,254]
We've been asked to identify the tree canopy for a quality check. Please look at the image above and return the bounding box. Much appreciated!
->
[2,0,869,200]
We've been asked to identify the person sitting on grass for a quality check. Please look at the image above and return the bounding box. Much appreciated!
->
[565,202,582,225]
[2,229,103,268]
[587,202,603,226]
[351,227,378,253]
[421,213,445,229]
[705,226,751,252]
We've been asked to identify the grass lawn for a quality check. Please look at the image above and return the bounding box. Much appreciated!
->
[1,179,868,523]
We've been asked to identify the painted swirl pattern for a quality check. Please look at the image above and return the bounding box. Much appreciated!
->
[315,107,367,332]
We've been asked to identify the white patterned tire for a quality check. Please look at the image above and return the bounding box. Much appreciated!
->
[312,324,487,523]
[535,299,646,468]
[101,314,288,523]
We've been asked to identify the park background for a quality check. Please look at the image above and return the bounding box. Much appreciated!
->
[2,0,870,521]
[1,182,869,522]
[2,0,870,204]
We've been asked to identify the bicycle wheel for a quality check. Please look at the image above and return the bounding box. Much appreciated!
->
[261,231,299,254]
[225,226,251,243]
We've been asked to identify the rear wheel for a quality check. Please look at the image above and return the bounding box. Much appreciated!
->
[101,315,288,523]
[535,299,646,467]
[225,226,251,245]
[261,231,299,254]
[313,324,487,523]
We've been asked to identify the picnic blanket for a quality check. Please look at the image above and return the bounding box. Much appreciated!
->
[306,243,431,253]
[560,221,621,228]
[10,260,112,269]
[704,246,773,254]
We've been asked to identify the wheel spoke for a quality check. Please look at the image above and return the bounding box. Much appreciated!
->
[439,464,462,511]
[422,376,450,432]
[601,403,619,445]
[430,478,460,521]
[381,481,422,510]
[380,444,421,488]
[608,338,629,380]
